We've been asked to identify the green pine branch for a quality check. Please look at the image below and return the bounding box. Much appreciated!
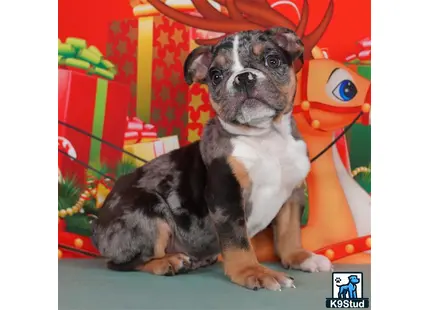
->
[115,160,138,178]
[87,162,112,180]
[58,177,81,211]
[64,213,93,236]
[83,199,98,215]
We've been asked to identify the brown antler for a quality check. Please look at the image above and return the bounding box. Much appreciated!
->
[191,0,229,21]
[225,0,246,21]
[295,0,309,37]
[147,0,334,62]
[213,0,296,29]
[147,0,263,33]
[301,0,334,59]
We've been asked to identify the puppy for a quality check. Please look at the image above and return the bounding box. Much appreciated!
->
[92,27,332,291]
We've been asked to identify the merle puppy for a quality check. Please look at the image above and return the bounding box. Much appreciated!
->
[92,27,332,291]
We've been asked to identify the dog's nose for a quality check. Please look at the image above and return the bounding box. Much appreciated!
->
[234,72,257,90]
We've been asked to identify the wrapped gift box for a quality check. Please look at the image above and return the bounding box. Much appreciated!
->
[58,38,130,184]
[123,135,180,166]
[344,38,371,172]
[122,116,181,166]
[124,116,158,144]
[344,37,371,80]
[107,2,222,145]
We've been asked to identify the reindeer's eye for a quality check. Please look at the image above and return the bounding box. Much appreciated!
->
[265,55,281,68]
[209,69,223,86]
[326,68,357,102]
[333,80,357,101]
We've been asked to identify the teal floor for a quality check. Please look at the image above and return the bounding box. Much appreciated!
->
[59,259,371,310]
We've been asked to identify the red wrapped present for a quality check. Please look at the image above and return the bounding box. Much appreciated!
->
[58,38,131,184]
[124,116,158,145]
[106,2,227,145]
[345,37,371,62]
[186,10,218,143]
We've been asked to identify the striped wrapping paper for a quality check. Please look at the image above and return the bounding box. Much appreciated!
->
[124,116,158,145]
[345,38,371,64]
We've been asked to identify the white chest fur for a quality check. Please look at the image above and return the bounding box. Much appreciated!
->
[228,114,310,237]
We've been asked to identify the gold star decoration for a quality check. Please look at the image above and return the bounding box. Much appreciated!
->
[151,108,161,123]
[158,126,167,137]
[163,16,173,27]
[172,28,184,44]
[160,85,171,102]
[154,16,164,28]
[190,93,203,111]
[164,51,176,68]
[170,71,181,87]
[122,61,135,77]
[181,111,189,125]
[188,128,201,143]
[127,25,138,42]
[179,48,189,62]
[153,47,161,62]
[110,21,121,35]
[175,91,186,104]
[199,111,211,125]
[157,30,169,48]
[165,107,175,121]
[153,65,164,81]
[116,40,127,56]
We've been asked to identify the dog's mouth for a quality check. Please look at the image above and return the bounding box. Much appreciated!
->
[241,97,268,108]
[234,98,277,128]
[242,97,284,113]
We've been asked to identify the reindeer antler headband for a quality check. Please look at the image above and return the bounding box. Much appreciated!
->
[146,0,334,64]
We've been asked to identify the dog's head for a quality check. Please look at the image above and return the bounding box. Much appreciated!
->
[348,275,360,284]
[184,28,304,129]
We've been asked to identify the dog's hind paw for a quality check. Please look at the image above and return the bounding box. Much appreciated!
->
[297,253,333,273]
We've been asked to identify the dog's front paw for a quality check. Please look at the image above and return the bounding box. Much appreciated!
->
[282,250,333,273]
[141,253,192,276]
[229,264,295,291]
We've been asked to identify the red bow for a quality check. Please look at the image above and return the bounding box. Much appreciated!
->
[124,117,157,144]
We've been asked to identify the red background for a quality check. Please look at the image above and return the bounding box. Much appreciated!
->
[58,0,370,61]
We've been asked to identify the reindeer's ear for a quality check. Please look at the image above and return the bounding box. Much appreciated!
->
[265,27,304,63]
[183,46,212,85]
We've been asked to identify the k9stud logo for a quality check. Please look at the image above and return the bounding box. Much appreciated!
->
[326,272,369,308]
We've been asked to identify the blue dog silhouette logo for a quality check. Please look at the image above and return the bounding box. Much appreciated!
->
[326,272,369,308]
[336,275,360,299]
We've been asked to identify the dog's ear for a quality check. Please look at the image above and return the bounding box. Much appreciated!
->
[183,46,213,85]
[265,27,304,63]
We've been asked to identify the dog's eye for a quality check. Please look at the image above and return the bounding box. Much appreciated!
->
[209,69,223,86]
[265,55,281,69]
